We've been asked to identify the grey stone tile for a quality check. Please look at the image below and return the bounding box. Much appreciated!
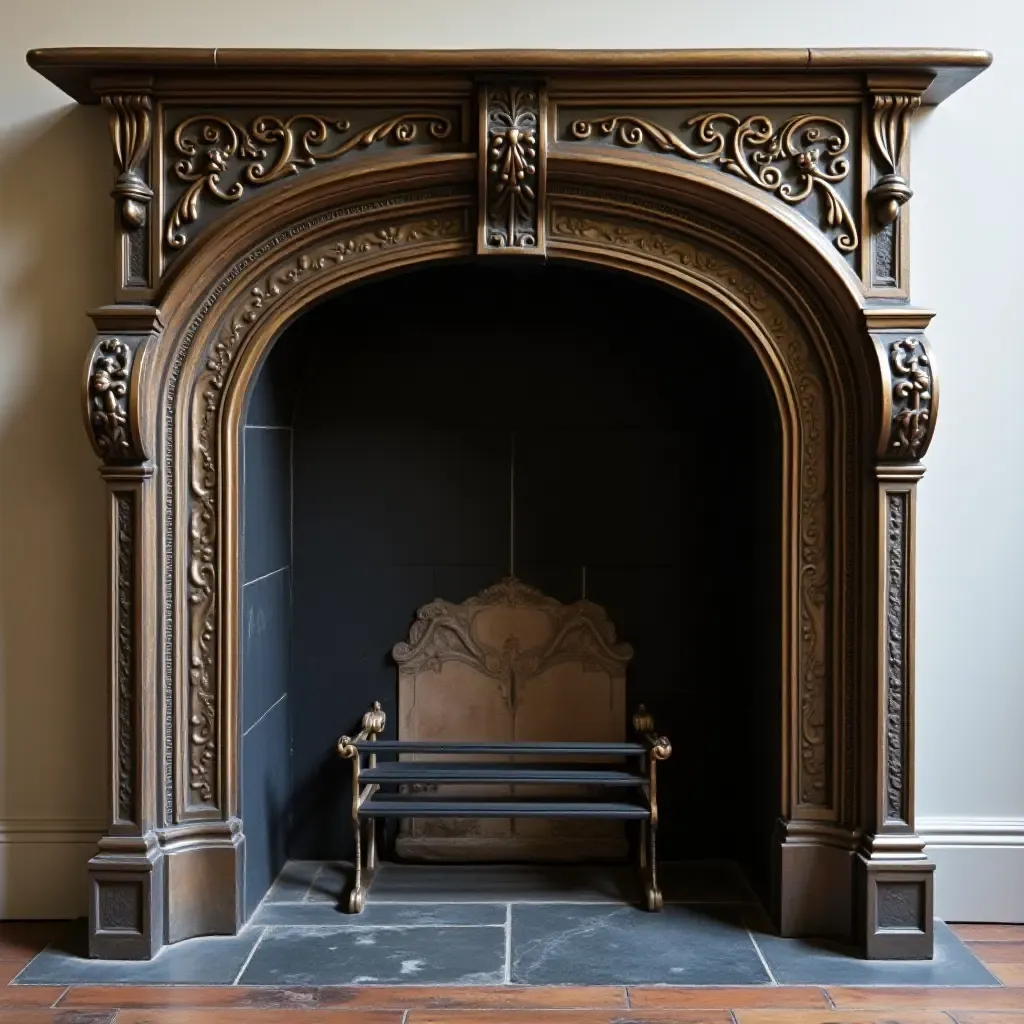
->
[240,925,506,985]
[14,924,262,985]
[367,862,638,903]
[511,903,770,985]
[263,860,322,903]
[305,861,351,902]
[252,901,507,927]
[753,919,1000,986]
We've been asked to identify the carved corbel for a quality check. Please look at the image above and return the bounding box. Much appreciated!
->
[85,306,162,464]
[478,84,546,254]
[102,94,154,229]
[872,327,937,461]
[868,95,920,227]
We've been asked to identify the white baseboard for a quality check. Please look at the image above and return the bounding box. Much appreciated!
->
[918,816,1024,923]
[0,818,104,920]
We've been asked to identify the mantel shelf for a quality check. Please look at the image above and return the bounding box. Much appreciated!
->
[27,46,991,105]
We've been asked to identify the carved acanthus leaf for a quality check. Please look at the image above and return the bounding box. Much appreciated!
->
[570,113,858,253]
[166,112,454,250]
[869,95,920,226]
[103,94,153,229]
[186,212,468,807]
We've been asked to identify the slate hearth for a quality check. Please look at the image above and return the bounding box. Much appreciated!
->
[13,863,998,987]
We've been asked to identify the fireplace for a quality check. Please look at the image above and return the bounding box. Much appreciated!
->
[28,45,989,961]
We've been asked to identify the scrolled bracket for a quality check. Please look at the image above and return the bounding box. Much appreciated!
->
[874,331,937,461]
[868,95,920,227]
[478,83,546,255]
[102,94,154,230]
[85,306,162,465]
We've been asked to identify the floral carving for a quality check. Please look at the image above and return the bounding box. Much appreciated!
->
[482,87,540,249]
[550,210,831,806]
[570,113,858,253]
[187,213,467,806]
[888,337,933,459]
[166,112,454,250]
[89,338,133,460]
[885,492,907,823]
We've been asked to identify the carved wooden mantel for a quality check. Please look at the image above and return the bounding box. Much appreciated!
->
[29,46,989,961]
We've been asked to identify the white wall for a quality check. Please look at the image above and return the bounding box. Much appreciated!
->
[0,0,1021,921]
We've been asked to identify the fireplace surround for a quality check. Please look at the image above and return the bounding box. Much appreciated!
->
[27,45,989,962]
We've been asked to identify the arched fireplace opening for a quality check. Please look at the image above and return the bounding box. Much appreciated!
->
[239,260,782,917]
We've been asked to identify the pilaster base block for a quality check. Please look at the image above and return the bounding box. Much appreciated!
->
[164,823,245,944]
[773,821,853,939]
[88,835,164,960]
[855,851,935,959]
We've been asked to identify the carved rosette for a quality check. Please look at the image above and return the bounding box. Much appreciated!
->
[877,334,936,461]
[548,202,831,808]
[184,206,471,809]
[883,491,909,824]
[86,337,144,463]
[165,111,455,251]
[102,94,154,229]
[479,85,545,253]
[569,112,858,254]
[868,95,920,227]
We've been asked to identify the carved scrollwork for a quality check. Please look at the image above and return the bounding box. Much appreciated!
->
[869,95,920,226]
[884,336,934,460]
[102,94,153,229]
[166,112,454,250]
[550,209,830,806]
[481,86,542,250]
[88,338,136,461]
[884,491,908,823]
[570,113,859,254]
[187,212,468,806]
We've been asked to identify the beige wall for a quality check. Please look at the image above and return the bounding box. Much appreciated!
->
[0,0,1020,919]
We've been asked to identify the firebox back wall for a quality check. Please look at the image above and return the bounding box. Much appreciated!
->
[240,262,781,900]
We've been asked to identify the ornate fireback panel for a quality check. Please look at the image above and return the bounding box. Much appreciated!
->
[392,577,632,860]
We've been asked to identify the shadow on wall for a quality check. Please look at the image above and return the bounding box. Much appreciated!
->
[0,102,112,915]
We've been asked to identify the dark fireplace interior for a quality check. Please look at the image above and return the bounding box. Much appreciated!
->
[239,260,781,918]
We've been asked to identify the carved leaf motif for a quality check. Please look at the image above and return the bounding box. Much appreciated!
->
[570,113,859,253]
[484,88,540,249]
[888,337,933,459]
[166,112,454,250]
[186,213,467,807]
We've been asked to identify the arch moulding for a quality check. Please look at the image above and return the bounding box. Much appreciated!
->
[28,45,989,961]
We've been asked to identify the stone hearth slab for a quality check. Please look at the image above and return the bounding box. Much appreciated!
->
[13,925,262,985]
[252,901,507,927]
[239,924,506,985]
[510,903,770,985]
[753,919,1000,986]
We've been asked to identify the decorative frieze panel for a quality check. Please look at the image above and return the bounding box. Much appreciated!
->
[114,492,136,825]
[882,489,910,825]
[162,106,464,257]
[478,84,546,253]
[563,107,860,258]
